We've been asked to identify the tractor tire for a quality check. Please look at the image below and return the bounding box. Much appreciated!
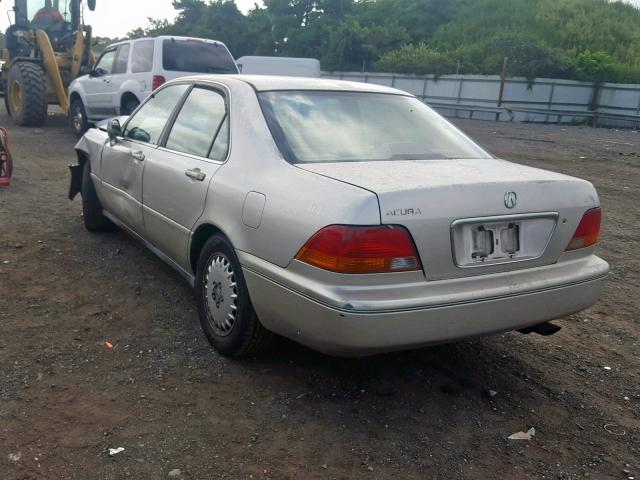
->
[7,62,48,127]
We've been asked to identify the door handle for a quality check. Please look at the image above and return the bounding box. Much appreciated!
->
[131,150,145,161]
[185,168,206,181]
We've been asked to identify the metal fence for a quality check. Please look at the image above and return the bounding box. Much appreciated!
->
[321,72,640,128]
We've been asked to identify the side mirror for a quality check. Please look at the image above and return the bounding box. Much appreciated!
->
[107,119,122,143]
[88,0,97,11]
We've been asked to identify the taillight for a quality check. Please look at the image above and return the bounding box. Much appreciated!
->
[152,75,166,90]
[566,208,601,251]
[295,225,422,274]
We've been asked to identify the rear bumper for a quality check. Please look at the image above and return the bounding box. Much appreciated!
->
[241,253,608,356]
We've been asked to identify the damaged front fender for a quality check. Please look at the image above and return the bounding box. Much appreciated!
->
[69,131,108,200]
[68,163,83,200]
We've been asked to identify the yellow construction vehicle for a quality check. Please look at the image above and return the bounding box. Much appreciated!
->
[1,0,97,126]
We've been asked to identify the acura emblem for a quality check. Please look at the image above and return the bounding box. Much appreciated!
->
[504,191,517,209]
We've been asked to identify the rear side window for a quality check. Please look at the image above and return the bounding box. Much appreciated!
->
[123,84,189,145]
[162,39,238,74]
[209,116,229,161]
[165,87,228,158]
[113,44,130,75]
[131,40,155,73]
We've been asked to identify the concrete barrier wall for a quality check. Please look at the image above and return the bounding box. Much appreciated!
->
[322,72,640,127]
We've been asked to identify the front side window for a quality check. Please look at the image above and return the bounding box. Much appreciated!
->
[123,84,189,145]
[94,49,116,76]
[131,40,154,74]
[165,87,228,158]
[259,91,492,163]
[162,39,238,74]
[113,44,130,75]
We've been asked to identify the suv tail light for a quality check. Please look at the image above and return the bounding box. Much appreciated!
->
[566,208,601,251]
[152,75,166,90]
[295,225,422,274]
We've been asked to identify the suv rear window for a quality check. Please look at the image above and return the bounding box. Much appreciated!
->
[162,39,238,74]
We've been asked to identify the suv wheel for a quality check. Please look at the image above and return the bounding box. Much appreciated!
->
[70,98,89,137]
[122,98,140,116]
[196,234,274,357]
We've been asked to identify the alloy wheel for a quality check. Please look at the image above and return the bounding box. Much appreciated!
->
[204,253,239,337]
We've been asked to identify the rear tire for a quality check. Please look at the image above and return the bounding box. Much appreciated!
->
[81,161,114,232]
[122,98,140,116]
[70,98,89,137]
[196,234,274,357]
[7,62,47,127]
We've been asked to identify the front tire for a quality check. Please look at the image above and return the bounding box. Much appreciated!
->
[81,161,114,232]
[70,98,89,137]
[7,62,47,127]
[196,234,274,357]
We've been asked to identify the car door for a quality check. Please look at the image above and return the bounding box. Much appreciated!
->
[109,43,131,109]
[142,85,230,270]
[99,83,190,235]
[83,48,117,117]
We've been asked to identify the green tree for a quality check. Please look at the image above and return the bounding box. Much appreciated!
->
[126,0,640,83]
[376,43,456,75]
[575,50,616,83]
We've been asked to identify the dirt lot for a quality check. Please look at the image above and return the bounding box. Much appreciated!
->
[0,108,638,480]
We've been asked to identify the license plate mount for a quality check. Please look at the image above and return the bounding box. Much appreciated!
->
[451,213,558,268]
[470,221,521,262]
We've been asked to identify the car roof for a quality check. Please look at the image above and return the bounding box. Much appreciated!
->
[181,74,408,95]
[108,36,228,48]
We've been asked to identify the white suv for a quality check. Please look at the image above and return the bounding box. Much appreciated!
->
[68,36,238,136]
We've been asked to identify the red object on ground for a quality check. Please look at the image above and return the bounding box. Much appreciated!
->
[0,128,12,186]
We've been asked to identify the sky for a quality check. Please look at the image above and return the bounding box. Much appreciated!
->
[0,0,638,38]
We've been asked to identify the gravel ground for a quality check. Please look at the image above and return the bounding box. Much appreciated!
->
[0,109,638,480]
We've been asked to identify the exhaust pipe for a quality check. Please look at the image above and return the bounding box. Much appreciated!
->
[518,322,561,336]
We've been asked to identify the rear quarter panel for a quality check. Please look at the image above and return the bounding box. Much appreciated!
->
[118,78,148,111]
[195,80,380,269]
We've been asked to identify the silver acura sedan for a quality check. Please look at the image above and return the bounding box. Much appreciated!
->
[68,75,609,357]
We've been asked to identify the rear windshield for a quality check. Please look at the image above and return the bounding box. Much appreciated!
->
[162,39,238,74]
[259,91,491,163]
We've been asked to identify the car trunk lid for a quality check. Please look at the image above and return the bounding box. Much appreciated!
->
[298,159,599,280]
